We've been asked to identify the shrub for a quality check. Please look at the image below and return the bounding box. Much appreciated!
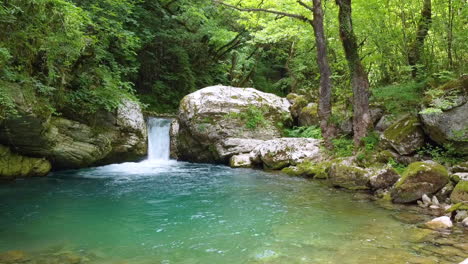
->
[284,126,322,139]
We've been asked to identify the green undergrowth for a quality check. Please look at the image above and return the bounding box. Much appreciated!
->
[417,143,465,166]
[226,106,268,129]
[284,126,322,138]
[372,81,425,115]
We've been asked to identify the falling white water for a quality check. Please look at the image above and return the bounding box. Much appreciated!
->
[147,117,172,161]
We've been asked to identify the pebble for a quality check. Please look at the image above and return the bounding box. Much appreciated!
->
[425,216,453,230]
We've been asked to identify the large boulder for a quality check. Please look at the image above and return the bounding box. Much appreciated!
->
[391,161,449,203]
[175,86,292,163]
[420,76,468,154]
[169,119,180,159]
[0,82,147,169]
[250,138,322,170]
[381,115,425,155]
[0,145,51,179]
[451,181,468,203]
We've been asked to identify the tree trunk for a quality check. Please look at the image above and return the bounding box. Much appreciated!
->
[447,0,454,68]
[335,0,372,146]
[408,0,432,78]
[310,0,335,145]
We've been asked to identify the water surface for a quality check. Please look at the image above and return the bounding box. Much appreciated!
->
[2,160,464,264]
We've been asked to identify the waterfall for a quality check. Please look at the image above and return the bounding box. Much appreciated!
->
[147,118,171,161]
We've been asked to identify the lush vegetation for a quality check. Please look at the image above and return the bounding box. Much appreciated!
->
[0,0,466,120]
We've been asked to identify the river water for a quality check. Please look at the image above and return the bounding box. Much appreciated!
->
[0,118,466,264]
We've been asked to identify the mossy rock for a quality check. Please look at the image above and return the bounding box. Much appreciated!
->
[0,145,51,179]
[282,161,330,179]
[451,181,468,203]
[298,103,319,127]
[391,161,449,203]
[328,159,370,190]
[381,115,425,155]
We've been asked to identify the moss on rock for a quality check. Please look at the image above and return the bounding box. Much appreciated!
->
[282,161,330,178]
[0,145,51,179]
[328,159,370,190]
[391,161,449,203]
[451,181,468,203]
[381,116,425,155]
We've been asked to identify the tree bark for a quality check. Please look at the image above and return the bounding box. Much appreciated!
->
[408,0,432,78]
[335,0,371,146]
[309,0,335,144]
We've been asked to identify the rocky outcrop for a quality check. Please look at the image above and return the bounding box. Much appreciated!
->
[0,145,51,179]
[391,161,449,203]
[169,119,180,159]
[175,85,292,163]
[381,115,425,155]
[0,82,147,169]
[230,154,253,168]
[451,181,468,203]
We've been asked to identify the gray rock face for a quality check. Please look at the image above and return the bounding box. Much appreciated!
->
[249,138,323,170]
[175,85,292,163]
[169,119,180,159]
[230,154,253,168]
[420,100,468,155]
[380,116,425,155]
[0,89,147,169]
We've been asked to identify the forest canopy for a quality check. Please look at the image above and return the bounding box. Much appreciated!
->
[0,0,467,117]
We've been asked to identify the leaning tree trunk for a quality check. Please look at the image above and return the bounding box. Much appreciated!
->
[310,0,335,145]
[408,0,432,78]
[336,0,372,146]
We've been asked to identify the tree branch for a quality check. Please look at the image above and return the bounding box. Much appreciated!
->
[213,0,311,22]
[297,0,314,12]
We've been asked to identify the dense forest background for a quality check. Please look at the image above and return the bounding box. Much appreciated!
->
[0,0,467,117]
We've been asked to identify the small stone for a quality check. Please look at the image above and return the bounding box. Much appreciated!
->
[422,194,432,205]
[462,217,468,227]
[429,205,439,210]
[431,196,440,206]
[425,216,453,230]
[418,200,428,208]
[459,258,468,264]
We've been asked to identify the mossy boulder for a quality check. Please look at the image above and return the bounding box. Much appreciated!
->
[230,154,253,168]
[369,167,400,190]
[286,93,308,120]
[451,181,468,203]
[0,145,51,179]
[381,115,425,155]
[282,161,330,178]
[175,86,292,163]
[328,159,371,190]
[298,103,319,126]
[391,161,449,203]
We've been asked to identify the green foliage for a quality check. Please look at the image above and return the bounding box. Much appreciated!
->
[387,158,407,174]
[331,136,354,157]
[361,132,380,151]
[284,126,322,139]
[372,82,425,115]
[227,106,268,129]
[0,87,17,120]
[417,143,465,166]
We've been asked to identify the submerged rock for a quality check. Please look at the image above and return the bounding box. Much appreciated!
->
[425,216,453,230]
[381,115,425,155]
[250,138,322,170]
[391,161,449,203]
[0,145,51,179]
[451,181,468,203]
[175,85,292,163]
